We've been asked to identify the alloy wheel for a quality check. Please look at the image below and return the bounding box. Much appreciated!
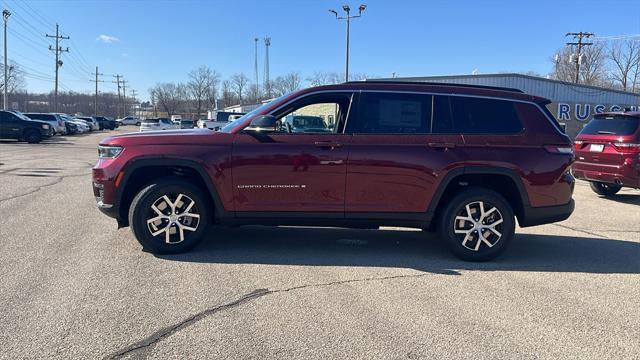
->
[146,193,200,244]
[453,201,504,251]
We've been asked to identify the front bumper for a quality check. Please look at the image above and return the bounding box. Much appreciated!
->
[518,199,575,227]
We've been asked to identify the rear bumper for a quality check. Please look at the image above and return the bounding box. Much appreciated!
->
[518,199,575,227]
[573,161,640,188]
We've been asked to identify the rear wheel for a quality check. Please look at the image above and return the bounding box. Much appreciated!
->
[438,188,515,261]
[589,182,621,196]
[135,121,141,126]
[129,178,211,254]
[24,129,42,144]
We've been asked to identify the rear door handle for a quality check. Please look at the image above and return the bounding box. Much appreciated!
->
[314,141,343,149]
[428,142,456,149]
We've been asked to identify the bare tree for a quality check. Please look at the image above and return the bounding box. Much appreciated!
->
[231,73,249,104]
[150,82,184,116]
[0,62,26,94]
[187,65,220,119]
[607,39,640,92]
[307,71,334,86]
[221,80,234,108]
[551,43,607,85]
[271,72,302,97]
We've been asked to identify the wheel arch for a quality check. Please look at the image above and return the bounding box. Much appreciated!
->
[428,166,530,227]
[115,157,228,226]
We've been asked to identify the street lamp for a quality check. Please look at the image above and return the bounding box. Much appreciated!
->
[3,9,11,110]
[329,4,366,82]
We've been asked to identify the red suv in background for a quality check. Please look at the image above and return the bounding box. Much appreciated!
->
[92,81,575,261]
[573,111,640,196]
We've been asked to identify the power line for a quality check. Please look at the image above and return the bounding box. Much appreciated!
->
[91,66,104,116]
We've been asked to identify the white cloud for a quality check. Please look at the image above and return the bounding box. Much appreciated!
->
[96,34,119,43]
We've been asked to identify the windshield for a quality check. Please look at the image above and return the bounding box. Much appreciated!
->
[13,111,34,122]
[220,95,288,133]
[580,115,639,136]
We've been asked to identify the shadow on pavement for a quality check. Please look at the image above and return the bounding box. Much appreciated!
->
[157,225,640,275]
[599,193,640,206]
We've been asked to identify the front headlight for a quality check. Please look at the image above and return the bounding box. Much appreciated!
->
[42,124,50,129]
[98,145,123,159]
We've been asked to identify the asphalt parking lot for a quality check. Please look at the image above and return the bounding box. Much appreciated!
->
[0,128,638,360]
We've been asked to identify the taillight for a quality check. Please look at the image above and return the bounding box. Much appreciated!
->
[544,145,574,155]
[612,142,640,153]
[573,140,583,150]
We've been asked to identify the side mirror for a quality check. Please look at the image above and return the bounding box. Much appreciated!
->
[246,115,278,132]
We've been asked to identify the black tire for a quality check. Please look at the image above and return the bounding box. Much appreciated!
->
[589,182,621,197]
[135,121,141,126]
[24,129,42,144]
[128,178,212,254]
[438,187,515,261]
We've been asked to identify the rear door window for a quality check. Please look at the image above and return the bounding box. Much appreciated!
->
[450,96,523,134]
[580,115,639,136]
[354,92,432,134]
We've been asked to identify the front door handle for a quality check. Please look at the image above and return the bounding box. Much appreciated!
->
[428,142,456,149]
[314,141,343,149]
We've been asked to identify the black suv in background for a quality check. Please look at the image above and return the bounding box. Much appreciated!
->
[94,116,118,130]
[0,110,53,143]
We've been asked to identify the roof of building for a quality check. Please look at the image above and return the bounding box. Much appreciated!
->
[373,73,640,105]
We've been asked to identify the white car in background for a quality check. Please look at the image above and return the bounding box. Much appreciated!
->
[76,116,100,131]
[197,114,244,130]
[139,118,179,132]
[61,116,90,133]
[117,116,141,126]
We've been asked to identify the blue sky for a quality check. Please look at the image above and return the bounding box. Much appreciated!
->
[3,0,640,101]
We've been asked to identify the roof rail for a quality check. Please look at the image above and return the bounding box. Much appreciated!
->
[355,80,524,93]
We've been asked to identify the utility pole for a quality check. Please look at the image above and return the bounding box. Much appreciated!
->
[264,37,271,98]
[121,79,127,116]
[113,74,122,118]
[46,24,69,112]
[130,89,137,117]
[329,4,366,82]
[90,66,104,116]
[253,38,259,99]
[566,32,594,84]
[3,9,10,110]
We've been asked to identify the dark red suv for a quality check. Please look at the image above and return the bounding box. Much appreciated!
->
[92,81,575,261]
[573,111,640,196]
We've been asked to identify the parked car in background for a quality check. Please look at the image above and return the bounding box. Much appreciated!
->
[94,116,117,130]
[180,119,195,129]
[65,121,79,135]
[170,115,182,124]
[77,116,100,131]
[117,116,141,126]
[197,112,246,130]
[282,115,331,133]
[573,111,640,196]
[61,115,90,133]
[93,81,575,261]
[139,117,179,132]
[23,113,66,135]
[0,110,53,143]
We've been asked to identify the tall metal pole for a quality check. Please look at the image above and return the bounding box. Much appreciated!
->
[329,4,366,83]
[3,9,10,110]
[264,37,271,98]
[254,38,259,98]
[345,11,350,82]
[91,66,104,116]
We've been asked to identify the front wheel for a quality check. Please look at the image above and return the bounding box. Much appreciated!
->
[135,121,141,126]
[589,182,621,197]
[438,188,515,261]
[24,129,42,144]
[128,178,211,254]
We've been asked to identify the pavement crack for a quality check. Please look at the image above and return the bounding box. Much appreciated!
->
[552,223,610,239]
[0,172,91,204]
[105,289,270,359]
[106,272,435,359]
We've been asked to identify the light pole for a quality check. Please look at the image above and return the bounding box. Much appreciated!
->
[329,4,366,82]
[3,9,10,110]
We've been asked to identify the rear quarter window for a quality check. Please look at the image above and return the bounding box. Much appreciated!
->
[450,96,523,134]
[580,116,639,136]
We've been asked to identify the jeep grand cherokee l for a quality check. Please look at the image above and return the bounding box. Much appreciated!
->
[93,81,575,261]
[573,111,640,196]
